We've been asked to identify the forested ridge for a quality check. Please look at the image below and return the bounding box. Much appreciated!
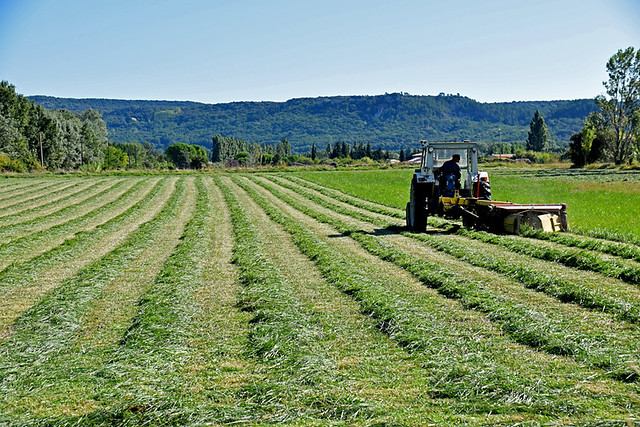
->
[31,93,596,154]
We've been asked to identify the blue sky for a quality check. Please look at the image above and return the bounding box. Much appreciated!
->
[0,0,638,104]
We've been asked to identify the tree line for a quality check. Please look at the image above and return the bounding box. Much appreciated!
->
[0,81,108,172]
[212,134,293,166]
[0,80,208,172]
[212,133,414,167]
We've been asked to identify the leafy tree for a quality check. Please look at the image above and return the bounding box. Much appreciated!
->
[272,152,282,165]
[115,142,147,168]
[595,46,640,164]
[104,145,128,169]
[79,109,108,165]
[399,149,406,162]
[189,144,208,169]
[526,110,550,151]
[311,142,317,160]
[276,138,291,157]
[0,115,29,159]
[212,134,249,163]
[234,151,250,166]
[166,142,192,169]
[341,141,350,158]
[0,81,109,170]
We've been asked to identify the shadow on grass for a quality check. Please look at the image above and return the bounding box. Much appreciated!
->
[328,224,459,239]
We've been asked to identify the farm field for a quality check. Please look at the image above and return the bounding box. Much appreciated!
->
[294,167,640,242]
[0,171,640,425]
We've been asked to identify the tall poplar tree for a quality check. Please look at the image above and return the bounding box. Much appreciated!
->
[526,110,550,152]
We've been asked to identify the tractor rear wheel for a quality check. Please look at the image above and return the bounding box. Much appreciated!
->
[407,179,427,232]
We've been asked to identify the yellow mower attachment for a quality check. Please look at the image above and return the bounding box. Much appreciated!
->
[439,196,567,234]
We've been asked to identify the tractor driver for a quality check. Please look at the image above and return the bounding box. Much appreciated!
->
[439,154,461,197]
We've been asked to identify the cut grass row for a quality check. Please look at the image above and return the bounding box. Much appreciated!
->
[1,174,639,424]
[265,175,640,326]
[407,230,640,324]
[0,178,146,268]
[521,228,640,263]
[0,178,111,233]
[0,177,172,338]
[448,226,640,285]
[281,174,405,219]
[218,176,375,423]
[265,175,397,228]
[251,176,640,381]
[287,173,640,252]
[0,178,189,421]
[283,174,640,281]
[236,176,640,422]
[0,179,68,205]
[295,168,640,244]
[0,179,100,221]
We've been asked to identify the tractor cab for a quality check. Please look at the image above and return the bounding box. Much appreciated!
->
[414,140,490,204]
[416,140,488,198]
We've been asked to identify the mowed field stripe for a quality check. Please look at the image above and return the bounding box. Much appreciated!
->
[295,172,640,259]
[404,231,640,323]
[284,174,405,219]
[238,175,639,423]
[175,177,255,422]
[0,179,68,205]
[448,227,640,285]
[0,178,142,269]
[0,177,173,342]
[0,177,130,244]
[0,179,92,219]
[228,177,450,423]
[275,175,640,323]
[220,176,378,423]
[55,177,217,424]
[0,177,189,419]
[77,177,195,347]
[0,180,115,243]
[249,175,640,381]
[0,178,170,293]
[0,178,108,225]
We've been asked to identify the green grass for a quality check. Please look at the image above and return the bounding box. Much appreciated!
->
[450,226,640,285]
[2,171,640,425]
[296,167,640,242]
[295,168,413,209]
[0,178,144,268]
[239,175,640,422]
[248,176,640,380]
[491,174,640,241]
[269,174,640,325]
[218,176,375,423]
[0,178,187,422]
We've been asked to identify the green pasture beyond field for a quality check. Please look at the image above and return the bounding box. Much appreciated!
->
[294,167,640,241]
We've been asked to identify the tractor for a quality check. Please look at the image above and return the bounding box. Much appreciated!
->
[406,140,567,234]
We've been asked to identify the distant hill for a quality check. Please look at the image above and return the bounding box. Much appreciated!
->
[30,93,596,154]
